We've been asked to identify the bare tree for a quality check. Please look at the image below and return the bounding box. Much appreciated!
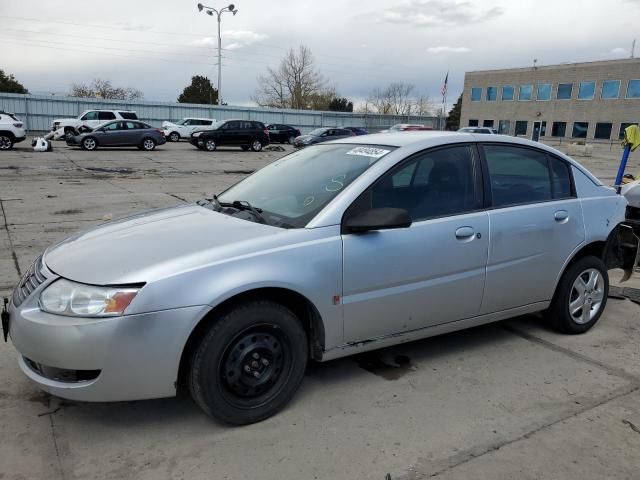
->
[253,46,326,109]
[412,95,435,116]
[70,79,144,100]
[367,82,416,115]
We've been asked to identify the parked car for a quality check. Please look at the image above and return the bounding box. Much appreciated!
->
[344,126,369,136]
[163,118,216,142]
[293,127,354,148]
[266,124,302,144]
[0,111,26,150]
[66,120,166,151]
[458,127,498,134]
[52,110,138,138]
[190,119,269,152]
[380,124,433,133]
[4,132,636,426]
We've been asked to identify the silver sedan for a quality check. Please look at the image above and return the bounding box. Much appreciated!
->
[3,132,635,425]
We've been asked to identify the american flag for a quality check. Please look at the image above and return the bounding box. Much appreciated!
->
[441,71,449,100]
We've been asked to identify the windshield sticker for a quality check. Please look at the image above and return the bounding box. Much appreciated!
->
[345,146,391,159]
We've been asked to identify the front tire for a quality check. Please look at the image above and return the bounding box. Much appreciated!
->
[0,134,14,150]
[188,300,308,425]
[81,137,97,151]
[204,139,217,152]
[546,256,608,334]
[169,132,180,142]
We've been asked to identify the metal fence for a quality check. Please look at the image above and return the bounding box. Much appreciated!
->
[0,92,437,134]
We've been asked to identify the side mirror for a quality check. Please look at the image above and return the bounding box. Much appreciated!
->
[343,208,412,233]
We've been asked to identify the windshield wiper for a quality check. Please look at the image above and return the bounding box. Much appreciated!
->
[196,194,223,212]
[229,200,267,224]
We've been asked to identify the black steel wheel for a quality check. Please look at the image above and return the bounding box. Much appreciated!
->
[189,300,308,425]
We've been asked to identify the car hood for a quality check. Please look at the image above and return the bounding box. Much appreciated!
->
[162,121,177,128]
[295,135,318,143]
[44,204,283,285]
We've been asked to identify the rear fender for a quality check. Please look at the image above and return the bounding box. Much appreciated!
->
[603,222,640,282]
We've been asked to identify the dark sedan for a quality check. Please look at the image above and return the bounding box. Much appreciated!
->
[66,120,166,151]
[344,126,369,136]
[293,127,355,148]
[266,124,301,144]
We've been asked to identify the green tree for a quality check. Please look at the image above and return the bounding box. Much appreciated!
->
[178,76,218,104]
[445,93,462,130]
[328,97,354,112]
[0,69,28,94]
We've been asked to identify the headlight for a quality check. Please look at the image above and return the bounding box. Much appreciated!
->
[39,279,140,317]
[192,131,202,138]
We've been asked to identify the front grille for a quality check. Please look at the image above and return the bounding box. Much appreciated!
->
[12,254,46,307]
[24,357,100,383]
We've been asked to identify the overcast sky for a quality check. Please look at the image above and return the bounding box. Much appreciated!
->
[1,0,638,108]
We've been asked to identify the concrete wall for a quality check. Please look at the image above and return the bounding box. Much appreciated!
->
[0,92,437,134]
[461,58,640,141]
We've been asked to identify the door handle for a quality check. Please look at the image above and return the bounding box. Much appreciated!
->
[455,226,475,240]
[554,210,569,222]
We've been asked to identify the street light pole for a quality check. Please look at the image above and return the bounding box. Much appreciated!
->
[197,3,238,106]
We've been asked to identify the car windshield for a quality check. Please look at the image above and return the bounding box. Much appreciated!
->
[217,144,396,228]
[389,124,403,131]
[176,119,188,125]
[308,128,329,136]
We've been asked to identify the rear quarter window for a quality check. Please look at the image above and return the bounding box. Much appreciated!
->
[98,112,116,120]
[119,112,138,120]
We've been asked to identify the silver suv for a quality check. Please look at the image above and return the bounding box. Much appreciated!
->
[3,132,636,425]
[0,111,27,150]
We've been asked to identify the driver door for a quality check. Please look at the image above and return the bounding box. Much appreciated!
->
[341,145,489,342]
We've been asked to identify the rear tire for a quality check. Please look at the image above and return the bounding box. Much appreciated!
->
[250,139,263,152]
[0,134,14,150]
[545,255,608,334]
[141,137,156,151]
[188,300,308,425]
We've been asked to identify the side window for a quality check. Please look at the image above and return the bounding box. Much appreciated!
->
[483,145,553,207]
[360,146,479,222]
[225,121,239,129]
[81,111,99,121]
[98,111,116,121]
[549,157,573,199]
[103,122,120,131]
[125,122,139,130]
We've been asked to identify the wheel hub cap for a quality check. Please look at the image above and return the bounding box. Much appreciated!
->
[569,268,605,324]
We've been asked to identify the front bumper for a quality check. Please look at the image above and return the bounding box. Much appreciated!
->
[5,274,208,402]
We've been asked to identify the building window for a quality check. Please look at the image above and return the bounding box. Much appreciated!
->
[468,119,479,127]
[471,87,482,101]
[626,80,640,98]
[483,120,495,128]
[601,80,621,99]
[515,121,528,136]
[619,123,637,139]
[502,85,514,101]
[578,81,596,100]
[557,83,573,100]
[537,84,552,101]
[518,85,533,101]
[486,86,497,101]
[498,120,511,134]
[572,122,589,138]
[594,123,613,139]
[552,122,567,137]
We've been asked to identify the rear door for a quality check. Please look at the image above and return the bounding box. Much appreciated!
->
[342,144,489,341]
[479,143,584,313]
[122,121,143,145]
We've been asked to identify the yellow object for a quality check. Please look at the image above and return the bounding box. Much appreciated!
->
[623,124,640,151]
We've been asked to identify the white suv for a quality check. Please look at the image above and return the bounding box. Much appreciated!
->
[162,118,216,142]
[0,111,27,150]
[52,110,138,137]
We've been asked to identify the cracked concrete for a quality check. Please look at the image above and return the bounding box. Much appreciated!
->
[1,141,640,479]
